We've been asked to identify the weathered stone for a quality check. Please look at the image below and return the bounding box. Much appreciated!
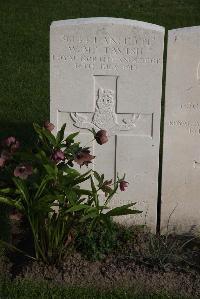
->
[162,26,200,234]
[50,18,164,229]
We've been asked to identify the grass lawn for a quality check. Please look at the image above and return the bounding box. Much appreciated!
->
[0,277,191,299]
[0,0,200,143]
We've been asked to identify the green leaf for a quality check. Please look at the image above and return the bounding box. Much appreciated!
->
[56,123,66,145]
[64,168,80,177]
[90,176,97,194]
[0,240,36,260]
[104,182,119,206]
[0,196,23,210]
[65,132,79,144]
[34,175,54,200]
[66,204,89,213]
[42,128,57,146]
[66,190,78,205]
[73,188,92,196]
[72,170,91,186]
[33,123,56,146]
[0,188,16,194]
[13,178,29,204]
[39,194,63,204]
[35,150,49,164]
[44,163,58,176]
[93,171,101,182]
[106,203,142,217]
[100,214,113,232]
[80,212,99,222]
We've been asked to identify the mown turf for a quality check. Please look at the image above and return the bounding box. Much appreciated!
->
[0,0,200,142]
[0,277,191,299]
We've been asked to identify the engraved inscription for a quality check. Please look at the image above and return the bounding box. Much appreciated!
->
[180,102,200,110]
[168,120,200,135]
[168,99,200,136]
[52,30,161,72]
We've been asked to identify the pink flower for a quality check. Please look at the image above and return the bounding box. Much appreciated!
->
[44,121,55,132]
[119,180,129,191]
[101,179,112,196]
[52,150,65,163]
[3,136,16,147]
[95,130,108,145]
[74,149,95,167]
[10,140,20,153]
[0,151,11,168]
[2,136,20,152]
[0,157,6,167]
[14,164,33,180]
[9,210,23,221]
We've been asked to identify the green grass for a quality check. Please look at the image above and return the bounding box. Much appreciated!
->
[0,277,191,299]
[0,0,200,142]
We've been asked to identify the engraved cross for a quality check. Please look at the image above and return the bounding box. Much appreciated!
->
[61,75,153,178]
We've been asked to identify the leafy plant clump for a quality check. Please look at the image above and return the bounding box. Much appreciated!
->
[0,122,141,264]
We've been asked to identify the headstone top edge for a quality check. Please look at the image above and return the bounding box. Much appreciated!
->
[169,25,200,35]
[50,17,165,32]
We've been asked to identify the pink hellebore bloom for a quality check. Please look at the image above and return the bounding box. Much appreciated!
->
[0,151,11,168]
[44,121,55,132]
[52,149,65,164]
[3,136,20,153]
[95,130,108,145]
[119,180,129,191]
[74,149,95,167]
[0,157,6,167]
[3,136,16,147]
[9,210,23,221]
[14,164,33,180]
[101,179,112,196]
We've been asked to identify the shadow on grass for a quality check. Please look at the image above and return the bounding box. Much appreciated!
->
[0,121,40,147]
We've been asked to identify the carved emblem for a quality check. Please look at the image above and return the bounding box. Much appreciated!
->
[70,88,141,135]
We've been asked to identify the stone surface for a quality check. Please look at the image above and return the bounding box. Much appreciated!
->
[162,26,200,234]
[50,18,164,229]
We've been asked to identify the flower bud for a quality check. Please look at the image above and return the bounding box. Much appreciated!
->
[119,180,129,191]
[52,150,65,164]
[44,121,55,132]
[95,130,108,145]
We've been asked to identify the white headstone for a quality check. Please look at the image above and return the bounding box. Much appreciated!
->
[50,18,165,229]
[162,27,200,234]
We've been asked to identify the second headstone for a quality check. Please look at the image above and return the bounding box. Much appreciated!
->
[162,26,200,234]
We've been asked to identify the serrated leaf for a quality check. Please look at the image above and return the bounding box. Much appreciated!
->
[66,204,89,213]
[93,171,101,182]
[106,203,142,217]
[65,132,79,143]
[72,170,91,186]
[64,168,80,177]
[56,123,66,144]
[73,188,92,196]
[41,128,57,146]
[90,176,96,194]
